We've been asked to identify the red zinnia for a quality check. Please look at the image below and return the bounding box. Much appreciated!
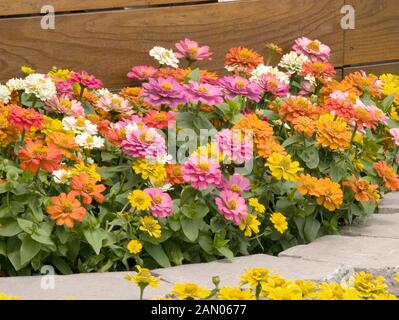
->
[18,140,62,173]
[8,105,44,131]
[143,111,175,129]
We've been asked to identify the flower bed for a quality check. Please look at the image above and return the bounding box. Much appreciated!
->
[0,37,398,276]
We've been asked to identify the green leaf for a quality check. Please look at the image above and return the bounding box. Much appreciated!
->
[198,234,213,254]
[0,219,22,237]
[0,240,5,256]
[180,218,200,242]
[282,135,302,148]
[31,228,55,246]
[28,197,43,222]
[193,114,214,130]
[0,182,10,194]
[381,95,395,113]
[216,247,234,260]
[181,202,209,219]
[164,242,184,265]
[82,101,96,115]
[20,236,41,265]
[52,256,73,275]
[83,228,104,255]
[299,147,319,169]
[180,187,199,206]
[303,217,320,243]
[330,162,346,182]
[186,68,201,82]
[144,243,171,268]
[17,218,35,234]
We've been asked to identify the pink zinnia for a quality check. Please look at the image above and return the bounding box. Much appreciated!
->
[70,71,103,89]
[175,38,213,61]
[141,77,188,108]
[127,66,157,81]
[185,80,223,105]
[121,126,167,159]
[222,174,251,193]
[219,76,262,102]
[8,105,44,131]
[293,37,331,62]
[144,188,174,218]
[325,91,356,121]
[182,156,222,190]
[390,128,399,146]
[55,80,73,97]
[216,129,253,164]
[44,95,84,117]
[97,94,133,115]
[259,74,289,97]
[215,190,247,225]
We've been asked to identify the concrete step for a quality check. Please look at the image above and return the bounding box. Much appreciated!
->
[341,214,399,239]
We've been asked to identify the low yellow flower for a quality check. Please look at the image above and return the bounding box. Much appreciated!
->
[42,116,65,135]
[270,212,288,234]
[127,239,143,255]
[132,158,166,183]
[125,265,160,289]
[266,152,301,182]
[240,268,270,289]
[295,280,319,299]
[128,190,152,211]
[315,283,347,300]
[48,67,71,81]
[260,274,288,295]
[0,293,22,300]
[373,293,398,300]
[248,198,266,214]
[266,284,303,300]
[396,273,399,283]
[239,213,260,237]
[69,162,101,181]
[139,216,161,238]
[350,272,388,299]
[217,286,256,300]
[172,283,211,300]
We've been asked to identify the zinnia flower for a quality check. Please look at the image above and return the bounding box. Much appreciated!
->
[144,187,174,218]
[248,198,266,214]
[296,174,320,197]
[293,37,331,62]
[19,140,62,173]
[390,128,399,146]
[142,111,175,129]
[127,240,143,255]
[70,172,106,204]
[165,164,186,185]
[225,47,264,74]
[218,286,256,300]
[300,61,336,79]
[216,129,253,164]
[266,152,301,182]
[141,77,187,107]
[23,73,57,101]
[8,105,44,131]
[47,192,86,228]
[219,76,262,102]
[128,190,152,211]
[343,175,380,203]
[277,96,320,124]
[258,74,289,97]
[324,91,356,121]
[182,156,222,190]
[315,178,343,211]
[175,38,213,61]
[215,190,247,225]
[132,158,167,184]
[239,213,260,237]
[222,174,250,193]
[270,212,288,234]
[127,66,157,81]
[292,116,316,137]
[185,80,223,105]
[70,71,103,89]
[149,46,179,68]
[44,95,84,117]
[172,283,211,300]
[139,216,162,238]
[279,51,309,74]
[373,161,399,191]
[316,113,352,150]
[125,265,160,289]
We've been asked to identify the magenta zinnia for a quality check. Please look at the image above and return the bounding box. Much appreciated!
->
[215,190,248,225]
[182,156,222,190]
[219,76,262,102]
[144,188,174,218]
[141,77,188,108]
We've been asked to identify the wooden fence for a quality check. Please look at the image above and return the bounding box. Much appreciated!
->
[0,0,398,88]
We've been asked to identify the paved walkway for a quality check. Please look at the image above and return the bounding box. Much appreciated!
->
[1,193,399,299]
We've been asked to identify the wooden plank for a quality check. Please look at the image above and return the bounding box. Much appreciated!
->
[0,0,212,16]
[344,0,399,65]
[0,0,344,89]
[343,62,399,77]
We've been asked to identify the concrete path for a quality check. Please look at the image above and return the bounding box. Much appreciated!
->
[1,193,399,299]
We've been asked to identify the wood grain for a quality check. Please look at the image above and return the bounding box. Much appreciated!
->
[0,0,344,89]
[344,0,399,65]
[0,0,212,16]
[343,61,399,76]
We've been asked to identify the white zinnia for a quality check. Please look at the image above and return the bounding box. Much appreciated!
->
[52,169,72,184]
[75,133,104,150]
[23,73,57,101]
[0,85,11,104]
[149,46,179,68]
[250,64,290,84]
[62,117,98,135]
[6,78,25,91]
[278,51,309,74]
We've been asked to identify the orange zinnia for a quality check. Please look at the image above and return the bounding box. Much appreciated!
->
[45,131,79,160]
[344,72,382,99]
[316,114,352,150]
[373,161,399,191]
[0,106,18,146]
[278,97,320,124]
[18,140,62,173]
[315,178,343,212]
[292,116,316,137]
[225,47,264,74]
[166,164,186,185]
[342,175,380,203]
[47,192,86,228]
[297,174,320,197]
[70,172,106,204]
[300,61,336,79]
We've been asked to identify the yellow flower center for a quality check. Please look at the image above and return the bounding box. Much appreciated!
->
[228,199,237,210]
[307,41,320,51]
[230,184,241,192]
[161,82,172,91]
[153,195,162,204]
[235,80,246,89]
[198,163,210,172]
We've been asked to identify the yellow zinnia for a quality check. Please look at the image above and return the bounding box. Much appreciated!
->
[240,267,270,289]
[248,198,266,214]
[139,216,161,238]
[127,239,143,255]
[132,158,166,183]
[171,283,211,300]
[266,152,301,182]
[270,212,288,234]
[239,213,261,237]
[217,286,256,300]
[125,265,160,289]
[0,293,22,300]
[128,190,152,211]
